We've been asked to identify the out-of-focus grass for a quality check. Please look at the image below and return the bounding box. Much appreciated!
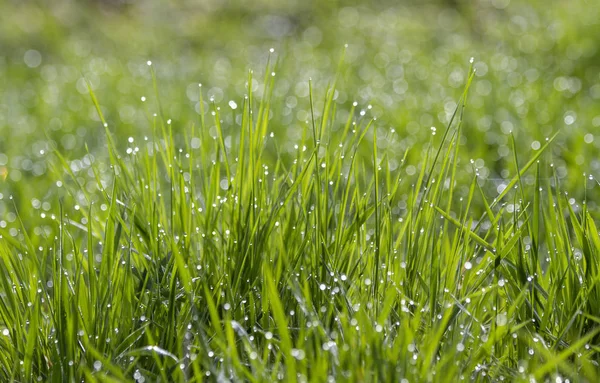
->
[1,1,599,202]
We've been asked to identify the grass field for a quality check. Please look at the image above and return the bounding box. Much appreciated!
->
[1,0,600,381]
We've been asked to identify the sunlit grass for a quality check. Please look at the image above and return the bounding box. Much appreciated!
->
[0,54,599,382]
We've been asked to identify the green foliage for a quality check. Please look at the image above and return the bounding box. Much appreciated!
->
[0,57,599,381]
[1,1,600,381]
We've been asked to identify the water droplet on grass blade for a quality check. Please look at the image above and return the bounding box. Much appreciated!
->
[496,313,508,326]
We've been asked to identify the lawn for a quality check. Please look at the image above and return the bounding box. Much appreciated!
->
[1,0,600,381]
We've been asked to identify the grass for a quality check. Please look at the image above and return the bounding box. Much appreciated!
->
[0,53,599,382]
[1,1,600,382]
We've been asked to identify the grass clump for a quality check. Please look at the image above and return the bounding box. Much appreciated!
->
[0,57,599,383]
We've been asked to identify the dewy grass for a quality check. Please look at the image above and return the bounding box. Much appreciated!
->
[0,57,599,383]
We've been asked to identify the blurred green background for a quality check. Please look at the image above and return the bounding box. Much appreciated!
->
[1,0,600,228]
